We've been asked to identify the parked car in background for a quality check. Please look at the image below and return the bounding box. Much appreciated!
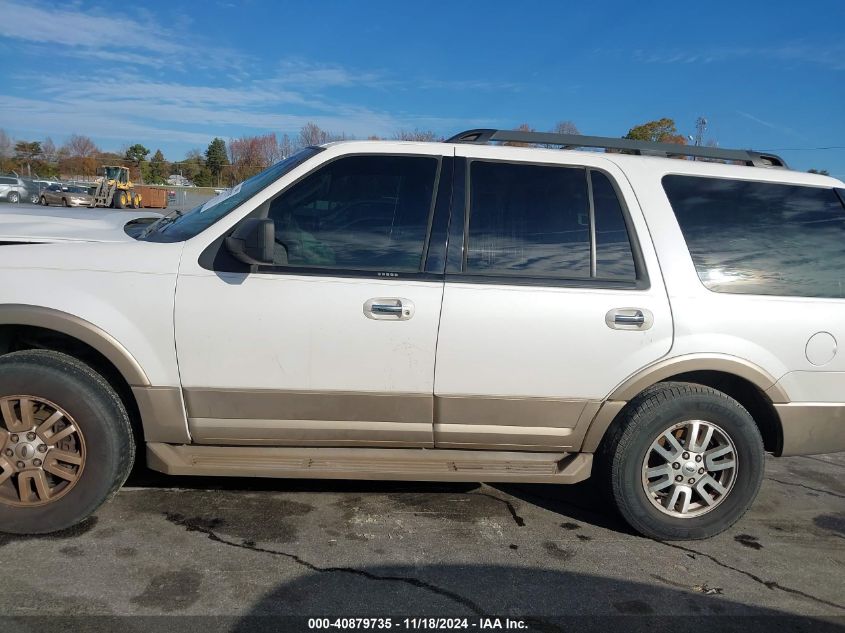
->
[39,184,94,207]
[0,176,33,204]
[23,179,55,204]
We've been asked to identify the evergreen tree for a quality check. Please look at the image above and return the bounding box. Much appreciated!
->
[205,138,228,187]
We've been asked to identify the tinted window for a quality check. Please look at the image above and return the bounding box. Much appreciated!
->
[466,161,590,277]
[143,147,322,242]
[267,155,438,271]
[664,175,845,298]
[0,177,15,185]
[592,171,637,279]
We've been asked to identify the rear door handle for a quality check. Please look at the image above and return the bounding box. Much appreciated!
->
[606,307,653,330]
[615,312,644,325]
[364,298,414,321]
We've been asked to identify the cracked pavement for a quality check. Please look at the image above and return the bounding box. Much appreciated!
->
[1,452,843,629]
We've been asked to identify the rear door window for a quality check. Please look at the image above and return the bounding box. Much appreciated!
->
[664,175,845,298]
[466,161,591,278]
[464,161,639,283]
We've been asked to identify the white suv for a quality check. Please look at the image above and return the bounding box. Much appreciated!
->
[1,129,843,540]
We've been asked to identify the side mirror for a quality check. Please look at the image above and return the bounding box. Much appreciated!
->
[224,218,275,266]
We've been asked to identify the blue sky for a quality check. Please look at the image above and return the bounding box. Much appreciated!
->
[1,0,844,176]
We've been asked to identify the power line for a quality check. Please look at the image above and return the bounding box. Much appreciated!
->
[764,146,845,151]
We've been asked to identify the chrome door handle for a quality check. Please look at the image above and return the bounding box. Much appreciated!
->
[371,304,403,315]
[606,307,653,330]
[614,312,645,325]
[363,298,414,321]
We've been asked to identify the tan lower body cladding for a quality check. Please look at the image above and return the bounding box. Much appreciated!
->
[183,389,599,450]
[147,443,593,484]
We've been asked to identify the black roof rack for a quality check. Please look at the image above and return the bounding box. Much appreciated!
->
[445,129,788,169]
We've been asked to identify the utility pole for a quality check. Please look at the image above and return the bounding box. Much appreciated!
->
[694,117,707,147]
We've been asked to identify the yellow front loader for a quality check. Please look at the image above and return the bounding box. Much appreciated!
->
[90,166,142,208]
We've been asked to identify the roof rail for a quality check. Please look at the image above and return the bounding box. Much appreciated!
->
[445,129,788,169]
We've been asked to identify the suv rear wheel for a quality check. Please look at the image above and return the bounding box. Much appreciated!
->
[0,350,135,534]
[600,382,764,540]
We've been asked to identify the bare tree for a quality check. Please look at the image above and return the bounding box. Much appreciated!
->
[0,129,11,158]
[63,134,99,158]
[541,121,582,149]
[278,133,293,159]
[299,122,329,147]
[551,121,580,135]
[503,123,536,147]
[297,122,348,149]
[41,137,57,163]
[393,129,439,142]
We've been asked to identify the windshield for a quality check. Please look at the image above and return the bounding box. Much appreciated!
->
[141,146,323,243]
[66,186,86,194]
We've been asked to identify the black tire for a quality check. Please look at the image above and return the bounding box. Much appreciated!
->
[62,198,69,207]
[29,193,39,204]
[598,381,764,540]
[40,196,47,206]
[114,191,126,209]
[0,350,135,534]
[7,191,19,204]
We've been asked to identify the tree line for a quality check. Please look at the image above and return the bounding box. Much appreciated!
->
[0,118,828,186]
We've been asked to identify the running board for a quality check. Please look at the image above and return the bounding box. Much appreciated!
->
[146,443,592,484]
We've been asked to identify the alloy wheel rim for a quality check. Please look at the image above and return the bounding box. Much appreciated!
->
[641,420,737,518]
[0,396,86,507]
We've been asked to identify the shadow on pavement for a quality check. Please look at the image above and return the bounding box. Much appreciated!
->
[225,564,843,633]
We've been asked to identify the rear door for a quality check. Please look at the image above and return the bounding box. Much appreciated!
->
[433,146,672,450]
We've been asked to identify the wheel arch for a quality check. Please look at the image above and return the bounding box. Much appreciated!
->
[581,355,786,455]
[0,305,149,386]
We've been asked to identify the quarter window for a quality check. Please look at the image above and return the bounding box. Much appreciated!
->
[592,171,637,279]
[267,155,438,271]
[664,175,845,298]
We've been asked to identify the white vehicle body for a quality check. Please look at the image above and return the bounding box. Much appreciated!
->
[1,141,844,457]
[1,133,844,538]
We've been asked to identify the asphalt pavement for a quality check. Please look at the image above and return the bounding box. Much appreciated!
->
[1,452,843,632]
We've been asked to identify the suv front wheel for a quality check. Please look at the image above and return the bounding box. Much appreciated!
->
[600,382,764,540]
[0,350,135,534]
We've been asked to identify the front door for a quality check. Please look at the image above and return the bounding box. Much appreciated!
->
[175,147,449,447]
[433,147,673,450]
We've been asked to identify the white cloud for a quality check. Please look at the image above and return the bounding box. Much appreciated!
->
[0,0,248,71]
[0,1,503,152]
[622,43,845,71]
[735,110,807,140]
[0,85,489,150]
